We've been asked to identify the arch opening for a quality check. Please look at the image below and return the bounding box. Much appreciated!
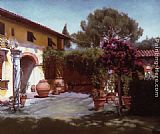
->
[20,55,36,93]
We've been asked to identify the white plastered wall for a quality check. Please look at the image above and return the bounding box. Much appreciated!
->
[1,42,45,99]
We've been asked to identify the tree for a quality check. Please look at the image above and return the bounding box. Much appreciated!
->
[101,28,136,115]
[136,37,160,50]
[62,24,71,48]
[73,8,143,48]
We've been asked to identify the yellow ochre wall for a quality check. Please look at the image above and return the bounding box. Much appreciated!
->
[0,15,65,100]
[0,16,62,48]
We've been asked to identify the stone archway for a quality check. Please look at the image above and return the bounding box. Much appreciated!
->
[20,53,38,93]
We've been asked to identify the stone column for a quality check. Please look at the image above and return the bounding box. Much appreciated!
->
[11,49,21,110]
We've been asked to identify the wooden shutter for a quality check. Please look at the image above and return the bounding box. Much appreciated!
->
[0,22,5,35]
[11,28,15,36]
[27,31,36,42]
[48,37,52,47]
[48,37,56,47]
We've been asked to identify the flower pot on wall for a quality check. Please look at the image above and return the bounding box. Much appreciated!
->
[36,80,50,97]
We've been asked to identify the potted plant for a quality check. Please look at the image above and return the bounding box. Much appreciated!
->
[19,82,29,106]
[20,94,27,106]
[91,69,107,111]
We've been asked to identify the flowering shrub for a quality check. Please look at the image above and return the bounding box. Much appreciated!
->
[101,38,136,75]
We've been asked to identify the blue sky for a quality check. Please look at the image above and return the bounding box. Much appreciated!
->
[0,0,160,41]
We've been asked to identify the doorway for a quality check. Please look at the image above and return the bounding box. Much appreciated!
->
[20,55,36,93]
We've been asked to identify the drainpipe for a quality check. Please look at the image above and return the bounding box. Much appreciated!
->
[11,49,21,111]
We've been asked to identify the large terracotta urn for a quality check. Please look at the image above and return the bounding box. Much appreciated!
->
[36,80,50,97]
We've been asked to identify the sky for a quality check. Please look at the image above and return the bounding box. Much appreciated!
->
[0,0,160,41]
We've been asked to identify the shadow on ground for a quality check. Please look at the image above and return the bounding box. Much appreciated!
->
[0,112,160,134]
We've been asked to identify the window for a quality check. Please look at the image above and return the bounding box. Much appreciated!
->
[27,31,36,42]
[0,22,5,35]
[48,37,56,47]
[11,28,15,36]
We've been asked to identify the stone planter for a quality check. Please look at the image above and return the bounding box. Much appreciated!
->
[36,80,50,97]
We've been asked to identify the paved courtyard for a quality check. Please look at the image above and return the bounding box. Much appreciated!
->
[24,92,95,119]
[0,92,160,134]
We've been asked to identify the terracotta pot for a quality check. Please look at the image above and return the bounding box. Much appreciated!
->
[20,95,27,106]
[36,80,50,97]
[53,78,65,94]
[106,95,116,102]
[122,96,131,110]
[93,97,106,111]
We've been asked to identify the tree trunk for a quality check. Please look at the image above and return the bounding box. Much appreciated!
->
[117,75,122,115]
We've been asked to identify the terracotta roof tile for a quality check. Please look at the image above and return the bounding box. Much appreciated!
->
[0,8,69,39]
[136,50,159,57]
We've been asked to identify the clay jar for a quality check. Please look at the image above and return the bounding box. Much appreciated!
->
[36,79,50,97]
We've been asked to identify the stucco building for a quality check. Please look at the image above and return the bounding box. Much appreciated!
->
[0,8,68,99]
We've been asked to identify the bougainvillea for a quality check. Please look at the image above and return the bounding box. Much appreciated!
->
[100,28,137,115]
[100,36,136,75]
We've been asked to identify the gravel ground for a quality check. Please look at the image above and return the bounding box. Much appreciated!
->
[0,92,160,134]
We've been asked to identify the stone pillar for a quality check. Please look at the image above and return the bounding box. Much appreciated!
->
[11,49,21,110]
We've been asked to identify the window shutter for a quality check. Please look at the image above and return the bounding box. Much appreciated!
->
[0,22,5,35]
[11,28,15,36]
[27,31,36,42]
[48,37,56,47]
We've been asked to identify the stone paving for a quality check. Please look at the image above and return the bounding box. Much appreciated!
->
[0,91,119,120]
[0,92,96,119]
[0,92,160,134]
[23,92,95,119]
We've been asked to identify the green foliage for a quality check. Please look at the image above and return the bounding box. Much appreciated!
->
[136,37,160,50]
[121,74,132,96]
[72,8,143,48]
[66,48,107,89]
[62,24,71,48]
[43,47,64,62]
[43,47,107,89]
